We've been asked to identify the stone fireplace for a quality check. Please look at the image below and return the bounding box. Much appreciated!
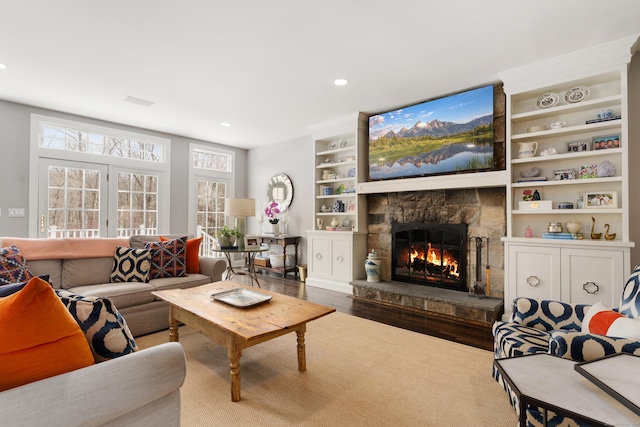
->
[351,187,506,324]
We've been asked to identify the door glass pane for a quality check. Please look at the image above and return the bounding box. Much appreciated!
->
[196,180,226,244]
[48,166,100,238]
[117,172,159,236]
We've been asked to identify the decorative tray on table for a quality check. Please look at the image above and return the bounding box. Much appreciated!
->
[210,288,272,307]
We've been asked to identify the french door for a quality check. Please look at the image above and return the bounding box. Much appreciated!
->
[38,159,108,238]
[38,159,165,238]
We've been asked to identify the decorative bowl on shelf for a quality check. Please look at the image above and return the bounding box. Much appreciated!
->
[519,167,541,178]
[550,121,566,129]
[527,125,547,133]
[565,221,582,234]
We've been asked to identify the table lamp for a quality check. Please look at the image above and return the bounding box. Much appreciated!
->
[225,198,256,249]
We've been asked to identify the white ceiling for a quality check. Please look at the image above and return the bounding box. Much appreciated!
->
[1,1,639,149]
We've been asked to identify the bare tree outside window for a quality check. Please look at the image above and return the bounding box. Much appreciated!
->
[117,172,159,236]
[48,166,101,237]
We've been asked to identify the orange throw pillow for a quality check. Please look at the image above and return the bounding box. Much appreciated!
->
[160,236,202,274]
[0,277,94,391]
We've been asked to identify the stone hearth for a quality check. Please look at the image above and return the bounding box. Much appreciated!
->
[352,280,503,325]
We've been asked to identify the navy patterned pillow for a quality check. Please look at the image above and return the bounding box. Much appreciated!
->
[55,290,138,362]
[619,264,640,319]
[145,236,187,279]
[0,245,34,285]
[110,246,152,283]
[0,275,50,297]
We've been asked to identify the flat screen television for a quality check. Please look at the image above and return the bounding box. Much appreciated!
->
[368,84,494,181]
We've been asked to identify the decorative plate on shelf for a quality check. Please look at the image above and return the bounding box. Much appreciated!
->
[536,92,559,109]
[339,139,349,148]
[328,140,338,150]
[564,86,590,104]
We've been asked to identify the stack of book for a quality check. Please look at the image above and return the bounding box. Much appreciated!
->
[542,232,579,240]
[585,116,621,124]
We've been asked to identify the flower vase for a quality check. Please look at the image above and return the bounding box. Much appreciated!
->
[270,223,279,235]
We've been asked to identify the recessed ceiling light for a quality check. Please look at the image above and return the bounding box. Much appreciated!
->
[124,95,155,107]
[334,78,349,86]
[220,123,231,127]
[0,63,8,69]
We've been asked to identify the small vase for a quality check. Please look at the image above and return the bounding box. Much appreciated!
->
[270,223,279,234]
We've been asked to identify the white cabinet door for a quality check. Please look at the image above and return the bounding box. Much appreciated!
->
[508,244,561,303]
[330,236,351,281]
[308,234,330,278]
[561,248,624,307]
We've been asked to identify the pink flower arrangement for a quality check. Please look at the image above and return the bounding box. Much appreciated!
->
[264,201,281,224]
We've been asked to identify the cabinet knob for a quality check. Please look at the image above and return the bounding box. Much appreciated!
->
[336,255,344,263]
[583,282,600,295]
[526,276,540,287]
[315,253,323,260]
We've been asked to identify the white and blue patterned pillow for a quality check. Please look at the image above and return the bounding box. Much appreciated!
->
[110,246,152,283]
[55,290,138,363]
[619,264,640,319]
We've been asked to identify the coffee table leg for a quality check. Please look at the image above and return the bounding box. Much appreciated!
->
[169,306,179,342]
[296,324,306,372]
[227,337,242,402]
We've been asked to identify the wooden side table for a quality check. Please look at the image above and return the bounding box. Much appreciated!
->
[256,235,301,278]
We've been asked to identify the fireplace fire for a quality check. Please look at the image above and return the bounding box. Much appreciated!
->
[392,223,467,291]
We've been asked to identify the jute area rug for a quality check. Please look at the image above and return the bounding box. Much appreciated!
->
[136,311,517,426]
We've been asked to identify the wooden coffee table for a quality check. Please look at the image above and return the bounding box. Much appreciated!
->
[152,281,335,401]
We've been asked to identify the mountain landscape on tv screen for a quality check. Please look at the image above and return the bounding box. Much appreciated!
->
[379,115,493,140]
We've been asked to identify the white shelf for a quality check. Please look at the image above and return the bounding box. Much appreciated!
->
[511,149,622,164]
[316,193,356,199]
[316,146,355,156]
[511,208,622,215]
[316,212,355,216]
[316,160,356,169]
[510,95,622,122]
[512,177,622,187]
[512,119,621,141]
[316,177,356,184]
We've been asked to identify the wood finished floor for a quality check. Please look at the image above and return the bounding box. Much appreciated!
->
[232,272,494,351]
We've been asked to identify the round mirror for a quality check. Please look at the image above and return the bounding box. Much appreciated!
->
[266,173,293,211]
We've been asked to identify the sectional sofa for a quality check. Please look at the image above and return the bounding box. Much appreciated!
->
[0,235,227,336]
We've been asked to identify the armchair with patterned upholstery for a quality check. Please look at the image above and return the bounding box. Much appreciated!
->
[492,264,640,426]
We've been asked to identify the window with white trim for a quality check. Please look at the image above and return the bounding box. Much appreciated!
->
[30,114,170,238]
[188,144,234,251]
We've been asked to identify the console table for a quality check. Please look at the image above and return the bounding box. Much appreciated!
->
[255,235,301,278]
[494,354,640,426]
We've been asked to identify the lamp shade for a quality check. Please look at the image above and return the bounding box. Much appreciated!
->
[225,198,256,217]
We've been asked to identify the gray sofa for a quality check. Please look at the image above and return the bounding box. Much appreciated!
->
[0,342,186,427]
[3,235,227,336]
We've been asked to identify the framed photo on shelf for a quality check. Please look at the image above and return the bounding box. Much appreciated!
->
[565,139,591,153]
[584,191,617,209]
[244,236,260,249]
[579,165,598,179]
[552,168,577,181]
[593,135,620,150]
[347,200,356,212]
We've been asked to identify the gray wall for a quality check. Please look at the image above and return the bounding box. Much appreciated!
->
[629,53,640,268]
[0,100,248,237]
[247,135,313,264]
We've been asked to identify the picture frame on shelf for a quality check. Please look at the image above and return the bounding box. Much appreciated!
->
[584,191,617,209]
[593,135,620,150]
[579,165,598,179]
[347,200,356,212]
[552,168,577,180]
[565,139,591,153]
[244,236,260,249]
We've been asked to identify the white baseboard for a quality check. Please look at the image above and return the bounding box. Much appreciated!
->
[305,276,352,294]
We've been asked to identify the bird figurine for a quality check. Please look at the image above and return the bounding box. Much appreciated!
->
[590,217,602,240]
[604,224,616,240]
